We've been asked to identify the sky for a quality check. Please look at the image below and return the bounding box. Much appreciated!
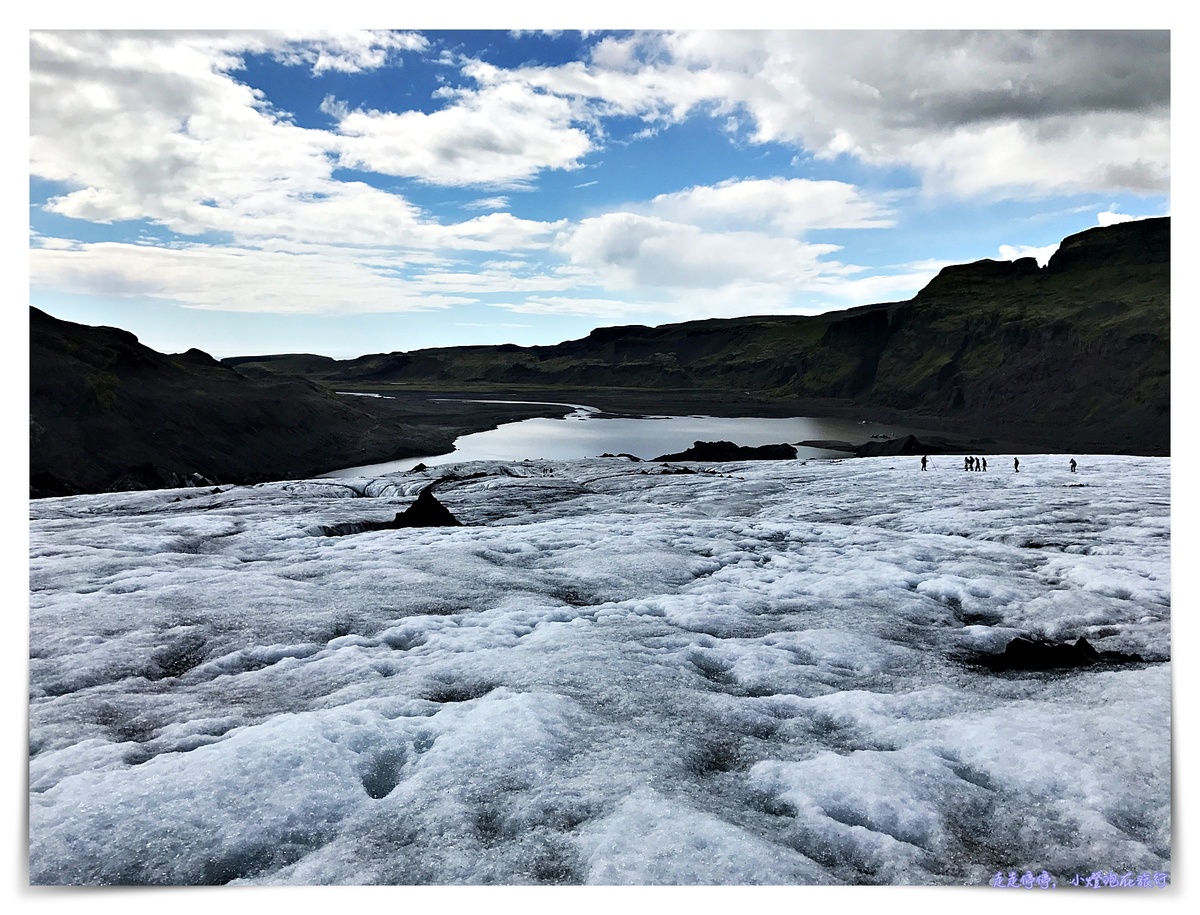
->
[26,24,1172,360]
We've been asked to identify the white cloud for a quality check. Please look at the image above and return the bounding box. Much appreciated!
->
[395,264,582,296]
[425,213,566,251]
[491,30,1170,198]
[488,295,666,319]
[29,28,600,324]
[558,212,842,292]
[904,116,1170,198]
[641,177,894,233]
[32,32,375,238]
[998,243,1059,267]
[484,267,941,324]
[465,197,511,211]
[28,240,474,315]
[30,32,577,252]
[1097,209,1139,227]
[801,262,950,307]
[266,30,428,74]
[29,234,76,251]
[329,81,592,187]
[28,30,1167,328]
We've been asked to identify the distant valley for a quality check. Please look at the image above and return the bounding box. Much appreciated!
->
[31,217,1169,496]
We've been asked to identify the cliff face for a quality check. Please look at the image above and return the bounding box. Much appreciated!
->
[232,217,1166,454]
[864,218,1168,452]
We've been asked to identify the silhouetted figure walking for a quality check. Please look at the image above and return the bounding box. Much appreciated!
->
[964,456,970,471]
[1070,458,1077,473]
[921,455,928,471]
[982,457,988,472]
[1014,457,1020,473]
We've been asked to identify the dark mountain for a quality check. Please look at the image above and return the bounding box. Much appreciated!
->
[29,308,423,495]
[29,309,568,496]
[228,218,1169,455]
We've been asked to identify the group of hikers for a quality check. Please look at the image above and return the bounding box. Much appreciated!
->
[918,455,1078,473]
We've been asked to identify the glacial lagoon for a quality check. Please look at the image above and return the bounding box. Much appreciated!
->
[322,399,919,477]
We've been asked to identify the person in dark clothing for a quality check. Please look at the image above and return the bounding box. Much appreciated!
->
[964,456,970,471]
[1014,457,1020,472]
[982,457,988,472]
[1070,459,1077,473]
[921,455,928,471]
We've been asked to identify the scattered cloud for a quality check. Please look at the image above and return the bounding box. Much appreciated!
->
[425,213,566,251]
[266,30,428,74]
[329,80,592,187]
[640,177,894,233]
[27,29,1171,344]
[903,115,1169,197]
[465,197,511,210]
[998,243,1060,267]
[489,295,673,319]
[28,240,474,315]
[491,30,1169,198]
[1097,209,1140,227]
[558,212,843,292]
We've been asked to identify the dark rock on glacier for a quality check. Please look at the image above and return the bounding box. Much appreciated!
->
[389,486,463,528]
[849,434,971,457]
[980,635,1145,671]
[852,434,931,457]
[321,486,463,536]
[653,440,797,462]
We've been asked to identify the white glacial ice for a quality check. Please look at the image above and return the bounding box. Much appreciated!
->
[27,454,1171,885]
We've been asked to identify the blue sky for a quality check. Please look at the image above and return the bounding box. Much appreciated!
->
[28,26,1171,359]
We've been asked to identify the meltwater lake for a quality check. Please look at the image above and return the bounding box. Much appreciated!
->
[322,399,919,478]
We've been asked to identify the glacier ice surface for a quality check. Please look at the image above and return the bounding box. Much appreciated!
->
[28,454,1171,885]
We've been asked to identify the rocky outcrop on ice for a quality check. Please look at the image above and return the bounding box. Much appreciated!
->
[390,487,464,528]
[653,440,798,461]
[321,486,463,536]
[851,434,934,457]
[979,635,1145,671]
